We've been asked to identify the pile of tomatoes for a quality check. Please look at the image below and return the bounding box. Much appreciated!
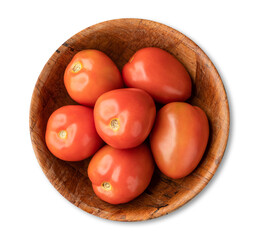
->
[45,47,209,204]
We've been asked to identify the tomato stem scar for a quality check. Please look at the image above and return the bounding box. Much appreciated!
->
[102,182,112,191]
[58,130,67,139]
[72,62,82,73]
[109,118,120,131]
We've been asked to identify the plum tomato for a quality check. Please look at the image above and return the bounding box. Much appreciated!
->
[64,49,123,106]
[88,144,154,204]
[122,47,192,104]
[150,102,209,179]
[94,88,156,149]
[45,105,103,161]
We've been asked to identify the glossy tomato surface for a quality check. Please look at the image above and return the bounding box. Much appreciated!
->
[64,49,123,106]
[45,105,103,161]
[88,144,154,204]
[122,47,192,104]
[150,102,209,179]
[94,88,156,149]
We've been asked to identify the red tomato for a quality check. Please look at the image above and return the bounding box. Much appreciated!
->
[122,47,192,104]
[94,88,156,149]
[45,105,103,161]
[88,144,154,204]
[64,49,123,106]
[150,102,209,179]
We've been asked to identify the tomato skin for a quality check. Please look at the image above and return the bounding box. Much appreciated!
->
[88,144,154,204]
[150,102,209,179]
[122,47,192,104]
[64,49,123,106]
[45,105,103,161]
[94,88,156,149]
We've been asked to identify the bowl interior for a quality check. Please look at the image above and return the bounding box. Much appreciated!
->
[29,18,229,221]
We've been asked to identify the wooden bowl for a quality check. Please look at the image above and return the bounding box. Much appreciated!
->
[29,18,229,221]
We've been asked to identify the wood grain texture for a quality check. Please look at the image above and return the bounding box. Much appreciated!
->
[29,18,230,221]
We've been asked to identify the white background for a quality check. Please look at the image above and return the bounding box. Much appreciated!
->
[0,0,258,239]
